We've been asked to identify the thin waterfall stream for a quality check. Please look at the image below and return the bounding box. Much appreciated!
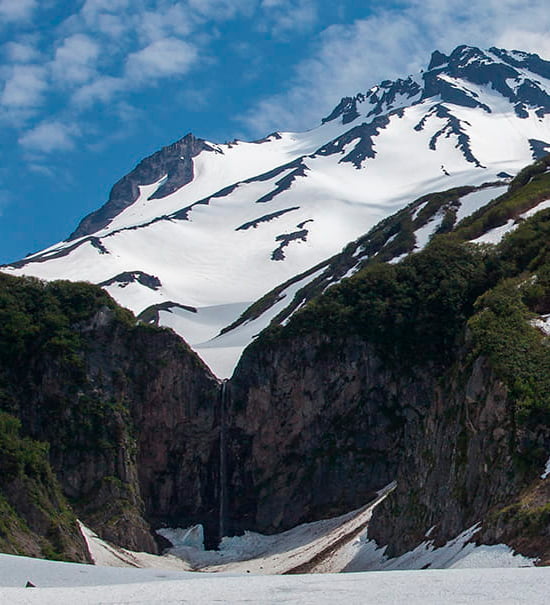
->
[219,379,228,543]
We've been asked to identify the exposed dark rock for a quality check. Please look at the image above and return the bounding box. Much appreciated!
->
[366,78,421,117]
[320,45,550,142]
[256,163,308,204]
[236,207,300,231]
[6,236,109,270]
[315,115,390,168]
[70,134,219,239]
[322,94,365,125]
[225,306,547,559]
[271,229,309,261]
[252,132,283,143]
[428,50,449,70]
[367,356,529,556]
[170,159,307,219]
[0,276,220,556]
[489,47,550,81]
[227,334,401,535]
[529,139,550,160]
[99,271,162,291]
[418,104,485,168]
[137,301,197,325]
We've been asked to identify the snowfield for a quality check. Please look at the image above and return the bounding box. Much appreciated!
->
[0,485,539,603]
[6,47,550,378]
[0,505,543,604]
[1,558,549,604]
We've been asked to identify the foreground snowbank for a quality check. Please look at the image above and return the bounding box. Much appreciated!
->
[1,562,550,604]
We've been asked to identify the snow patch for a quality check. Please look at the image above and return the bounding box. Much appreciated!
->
[455,185,508,225]
[531,314,550,337]
[342,525,535,572]
[78,522,191,571]
[470,219,516,244]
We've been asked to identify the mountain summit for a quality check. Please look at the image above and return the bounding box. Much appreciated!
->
[5,45,550,376]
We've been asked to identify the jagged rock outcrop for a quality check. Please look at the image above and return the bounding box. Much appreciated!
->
[366,355,536,556]
[227,323,548,558]
[70,133,219,239]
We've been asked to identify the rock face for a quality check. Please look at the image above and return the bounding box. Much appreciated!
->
[70,133,218,239]
[227,328,546,556]
[366,356,529,556]
[223,194,550,554]
[45,311,220,552]
[0,275,221,557]
[0,411,91,562]
[226,334,402,536]
[126,325,221,547]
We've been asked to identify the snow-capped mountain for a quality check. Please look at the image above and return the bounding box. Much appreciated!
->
[5,44,550,377]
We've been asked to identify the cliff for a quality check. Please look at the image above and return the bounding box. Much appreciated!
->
[227,212,550,559]
[0,274,220,559]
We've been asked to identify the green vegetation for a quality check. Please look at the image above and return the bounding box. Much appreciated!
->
[453,155,550,241]
[0,411,82,560]
[0,273,145,560]
[468,277,550,425]
[0,273,133,369]
[0,412,50,482]
[267,237,489,367]
[491,501,550,538]
[256,156,550,424]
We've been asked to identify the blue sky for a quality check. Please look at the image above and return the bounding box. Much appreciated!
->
[1,0,550,264]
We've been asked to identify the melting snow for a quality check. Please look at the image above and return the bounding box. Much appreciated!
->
[470,219,516,244]
[342,525,534,573]
[0,484,542,604]
[413,211,445,250]
[455,185,508,225]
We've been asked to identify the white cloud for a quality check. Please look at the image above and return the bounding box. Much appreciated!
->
[137,5,194,44]
[19,121,80,153]
[3,41,41,63]
[80,0,131,22]
[241,0,550,135]
[1,65,48,108]
[51,34,100,85]
[496,30,550,60]
[125,37,198,81]
[71,75,125,107]
[187,0,256,21]
[260,0,318,36]
[0,0,36,23]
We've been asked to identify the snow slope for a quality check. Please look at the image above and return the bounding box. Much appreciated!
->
[78,484,533,577]
[5,45,550,377]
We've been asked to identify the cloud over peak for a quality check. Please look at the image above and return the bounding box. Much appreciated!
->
[125,37,198,81]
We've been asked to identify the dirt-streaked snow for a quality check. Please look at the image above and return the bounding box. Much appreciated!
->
[0,483,541,604]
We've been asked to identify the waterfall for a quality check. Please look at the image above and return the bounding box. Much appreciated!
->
[219,379,228,543]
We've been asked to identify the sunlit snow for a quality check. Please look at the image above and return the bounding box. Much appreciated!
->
[6,59,550,377]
